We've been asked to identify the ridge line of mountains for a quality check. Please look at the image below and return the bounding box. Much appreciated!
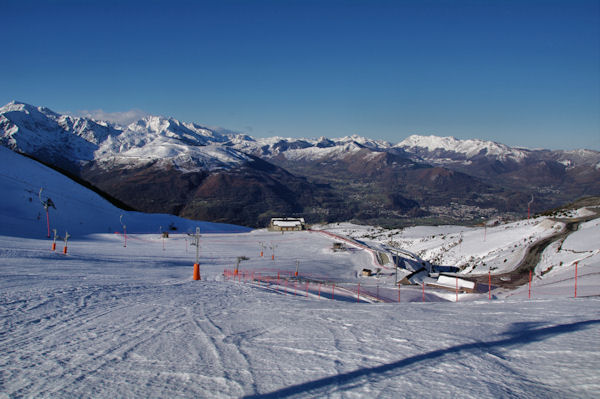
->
[2,100,599,228]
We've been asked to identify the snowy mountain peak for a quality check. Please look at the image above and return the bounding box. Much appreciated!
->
[0,101,249,172]
[398,134,529,162]
[1,100,38,113]
[338,134,390,149]
[0,100,61,122]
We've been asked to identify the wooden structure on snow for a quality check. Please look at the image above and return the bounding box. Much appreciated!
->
[269,217,306,231]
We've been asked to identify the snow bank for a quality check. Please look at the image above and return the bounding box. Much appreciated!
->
[0,147,249,238]
[1,231,598,397]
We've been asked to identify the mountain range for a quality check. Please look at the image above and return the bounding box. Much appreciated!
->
[2,101,599,227]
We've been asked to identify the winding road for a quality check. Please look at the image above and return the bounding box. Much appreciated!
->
[468,209,599,290]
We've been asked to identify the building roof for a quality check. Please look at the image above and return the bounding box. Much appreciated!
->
[272,220,303,227]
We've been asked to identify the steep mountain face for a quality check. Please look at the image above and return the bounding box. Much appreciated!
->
[2,101,599,227]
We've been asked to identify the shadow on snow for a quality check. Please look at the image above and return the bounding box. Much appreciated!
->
[244,319,600,398]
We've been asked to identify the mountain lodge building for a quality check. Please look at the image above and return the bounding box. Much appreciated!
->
[269,217,305,231]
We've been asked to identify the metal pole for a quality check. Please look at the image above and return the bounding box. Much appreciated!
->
[63,231,70,254]
[51,229,58,251]
[120,215,126,247]
[574,262,578,298]
[488,270,491,300]
[39,188,50,238]
[456,277,458,302]
[45,208,50,238]
[195,227,200,265]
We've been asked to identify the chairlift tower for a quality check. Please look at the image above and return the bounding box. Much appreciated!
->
[38,188,52,238]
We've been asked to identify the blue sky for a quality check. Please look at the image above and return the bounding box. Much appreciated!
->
[1,0,599,150]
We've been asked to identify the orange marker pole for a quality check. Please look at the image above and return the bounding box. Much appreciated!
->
[62,232,70,255]
[51,242,56,251]
[195,263,202,280]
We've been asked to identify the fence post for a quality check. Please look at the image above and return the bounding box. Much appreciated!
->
[422,283,425,302]
[398,284,400,303]
[318,283,321,299]
[332,284,335,300]
[357,283,360,303]
[528,270,532,299]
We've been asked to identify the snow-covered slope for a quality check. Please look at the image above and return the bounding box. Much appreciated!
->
[0,146,249,237]
[2,245,598,398]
